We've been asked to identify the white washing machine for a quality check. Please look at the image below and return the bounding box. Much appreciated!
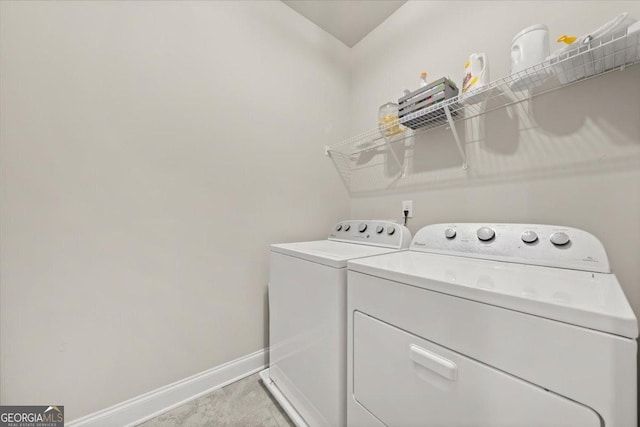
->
[346,223,638,427]
[260,220,411,427]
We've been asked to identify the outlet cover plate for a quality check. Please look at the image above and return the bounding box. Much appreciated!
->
[402,200,413,218]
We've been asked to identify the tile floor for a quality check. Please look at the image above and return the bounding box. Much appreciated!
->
[137,373,295,427]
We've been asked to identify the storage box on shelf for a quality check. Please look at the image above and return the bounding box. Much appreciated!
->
[325,29,640,194]
[398,77,460,129]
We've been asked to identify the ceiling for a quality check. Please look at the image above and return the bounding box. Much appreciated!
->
[282,0,407,47]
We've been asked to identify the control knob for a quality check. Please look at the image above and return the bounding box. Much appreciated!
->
[387,226,395,235]
[358,223,367,233]
[343,224,350,231]
[477,227,495,242]
[550,232,570,246]
[376,225,384,234]
[444,228,456,239]
[336,224,342,232]
[521,230,538,244]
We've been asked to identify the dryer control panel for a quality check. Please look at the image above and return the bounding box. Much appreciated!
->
[329,220,412,249]
[410,223,610,273]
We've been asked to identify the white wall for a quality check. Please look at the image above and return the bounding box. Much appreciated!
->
[349,0,640,405]
[0,1,349,420]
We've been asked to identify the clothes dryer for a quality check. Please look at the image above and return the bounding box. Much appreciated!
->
[347,223,637,426]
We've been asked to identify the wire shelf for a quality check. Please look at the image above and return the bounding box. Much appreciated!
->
[326,28,640,193]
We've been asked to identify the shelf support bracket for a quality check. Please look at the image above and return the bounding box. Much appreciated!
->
[444,104,468,169]
[382,137,406,178]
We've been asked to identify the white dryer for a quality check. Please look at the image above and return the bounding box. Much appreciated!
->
[261,220,412,427]
[346,223,638,427]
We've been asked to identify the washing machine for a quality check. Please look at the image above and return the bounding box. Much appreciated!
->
[346,223,638,427]
[260,220,412,427]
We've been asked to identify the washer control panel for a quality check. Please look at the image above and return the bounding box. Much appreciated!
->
[410,223,610,273]
[329,220,412,249]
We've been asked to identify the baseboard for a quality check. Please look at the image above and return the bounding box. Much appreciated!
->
[259,368,308,427]
[67,348,267,427]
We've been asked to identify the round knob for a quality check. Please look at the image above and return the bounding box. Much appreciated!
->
[358,223,367,233]
[336,224,342,232]
[376,225,384,234]
[521,230,538,244]
[444,228,456,239]
[550,232,570,246]
[343,224,350,231]
[477,227,495,242]
[387,226,395,235]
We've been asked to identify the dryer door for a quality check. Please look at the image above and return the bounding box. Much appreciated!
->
[353,312,601,427]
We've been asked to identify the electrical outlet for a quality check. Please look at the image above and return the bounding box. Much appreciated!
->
[402,200,413,218]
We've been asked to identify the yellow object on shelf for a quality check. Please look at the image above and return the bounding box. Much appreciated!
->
[378,102,405,138]
[557,35,577,45]
[379,115,405,137]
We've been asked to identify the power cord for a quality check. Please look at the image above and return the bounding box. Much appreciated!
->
[403,209,409,227]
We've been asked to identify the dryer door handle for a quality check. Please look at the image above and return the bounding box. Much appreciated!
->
[410,344,458,381]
